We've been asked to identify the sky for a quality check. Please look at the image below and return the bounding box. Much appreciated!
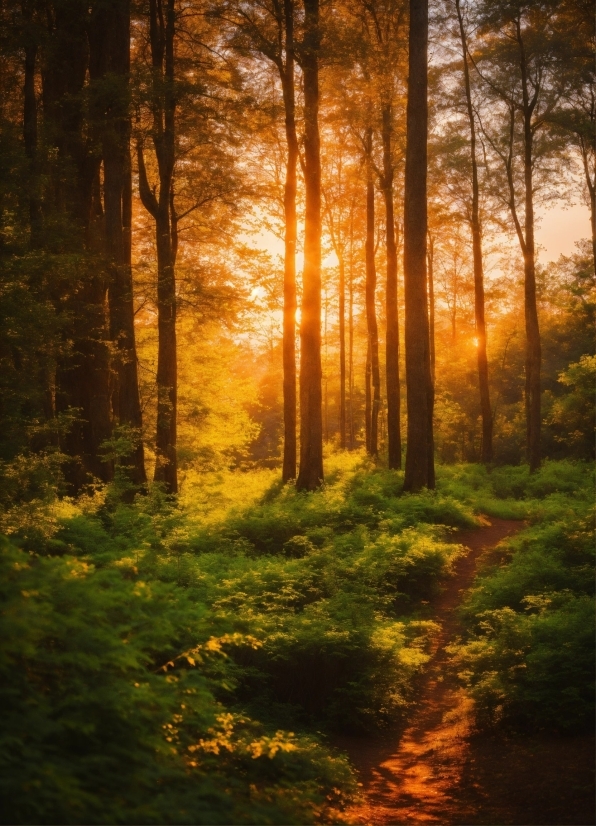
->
[249,200,592,270]
[536,202,591,264]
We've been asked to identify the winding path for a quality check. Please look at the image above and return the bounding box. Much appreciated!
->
[340,518,595,826]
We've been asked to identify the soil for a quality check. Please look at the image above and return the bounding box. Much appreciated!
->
[338,517,596,826]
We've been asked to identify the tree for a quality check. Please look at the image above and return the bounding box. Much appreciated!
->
[218,0,301,482]
[43,0,115,490]
[296,0,324,491]
[363,127,381,456]
[100,0,146,487]
[403,0,434,491]
[454,0,492,463]
[472,0,569,471]
[137,0,178,493]
[550,0,595,274]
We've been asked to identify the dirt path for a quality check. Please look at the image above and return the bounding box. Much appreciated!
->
[340,517,595,826]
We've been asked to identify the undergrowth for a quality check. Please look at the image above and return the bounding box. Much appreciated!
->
[447,462,594,733]
[1,453,593,822]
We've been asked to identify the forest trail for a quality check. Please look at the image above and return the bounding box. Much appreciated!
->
[341,517,596,826]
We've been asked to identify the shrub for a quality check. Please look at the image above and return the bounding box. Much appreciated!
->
[451,503,595,732]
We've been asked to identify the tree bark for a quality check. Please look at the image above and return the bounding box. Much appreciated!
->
[296,0,323,491]
[339,252,346,449]
[281,0,298,481]
[22,5,42,246]
[382,104,401,469]
[517,19,541,472]
[138,0,178,493]
[403,0,434,492]
[455,0,492,464]
[365,128,380,457]
[102,0,146,487]
[427,232,435,382]
[44,1,113,490]
[348,209,355,449]
[365,338,372,452]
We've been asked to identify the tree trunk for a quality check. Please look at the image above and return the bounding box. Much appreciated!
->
[103,0,146,487]
[281,0,298,481]
[45,1,113,490]
[339,253,346,449]
[348,210,355,449]
[522,126,541,473]
[455,0,492,464]
[138,0,178,493]
[517,20,541,472]
[365,128,380,457]
[296,0,323,491]
[365,338,372,452]
[403,0,434,492]
[22,15,42,246]
[427,232,435,382]
[382,103,401,470]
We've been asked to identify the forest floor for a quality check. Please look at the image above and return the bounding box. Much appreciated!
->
[338,518,596,826]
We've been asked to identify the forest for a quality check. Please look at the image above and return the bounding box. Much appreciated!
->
[0,0,594,823]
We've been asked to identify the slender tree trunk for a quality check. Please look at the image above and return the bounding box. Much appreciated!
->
[339,253,346,449]
[324,286,329,441]
[522,125,541,472]
[586,162,596,275]
[517,21,541,472]
[22,20,42,246]
[382,104,401,469]
[365,338,372,452]
[296,0,323,491]
[427,233,435,382]
[138,0,177,493]
[281,0,298,481]
[403,0,434,492]
[348,211,355,449]
[365,128,380,457]
[455,0,492,463]
[103,0,146,487]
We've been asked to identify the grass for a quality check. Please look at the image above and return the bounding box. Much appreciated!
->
[1,454,593,822]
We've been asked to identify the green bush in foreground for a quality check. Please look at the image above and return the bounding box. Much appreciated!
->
[2,455,593,822]
[450,499,595,732]
[0,538,356,824]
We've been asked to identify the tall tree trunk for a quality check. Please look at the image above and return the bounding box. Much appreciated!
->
[365,128,380,457]
[138,0,177,493]
[427,232,435,382]
[522,127,541,472]
[455,0,492,464]
[517,20,541,472]
[339,252,346,449]
[22,6,42,246]
[403,0,434,492]
[296,0,323,491]
[365,339,372,452]
[281,0,298,481]
[45,1,113,490]
[103,0,146,487]
[585,152,596,275]
[382,104,401,469]
[348,209,355,449]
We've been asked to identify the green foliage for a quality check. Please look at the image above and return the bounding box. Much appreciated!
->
[2,456,593,821]
[450,492,594,732]
[547,355,596,459]
[0,537,357,825]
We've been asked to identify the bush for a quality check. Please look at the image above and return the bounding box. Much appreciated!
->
[0,537,357,824]
[450,502,595,732]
